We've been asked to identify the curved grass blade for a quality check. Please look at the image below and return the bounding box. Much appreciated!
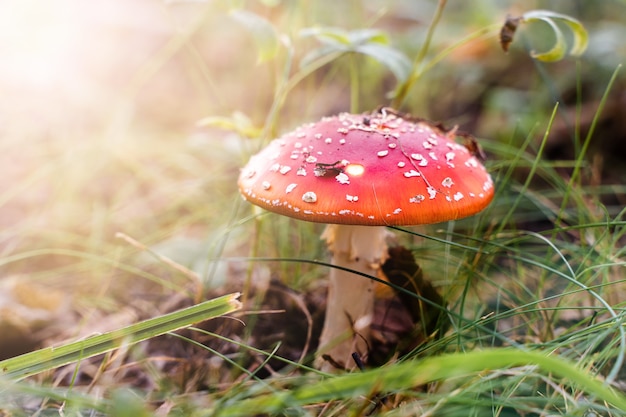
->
[527,16,567,61]
[215,349,626,416]
[519,10,588,61]
[0,293,241,381]
[523,10,588,57]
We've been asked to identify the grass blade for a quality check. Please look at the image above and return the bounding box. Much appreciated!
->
[0,293,241,380]
[215,349,626,415]
[523,10,589,58]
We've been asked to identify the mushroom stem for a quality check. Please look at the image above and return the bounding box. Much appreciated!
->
[316,224,390,371]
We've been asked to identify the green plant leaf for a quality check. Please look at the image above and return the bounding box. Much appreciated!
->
[298,44,340,70]
[346,28,389,46]
[300,27,351,47]
[230,9,280,62]
[0,293,242,381]
[301,27,387,48]
[354,43,411,82]
[521,10,589,61]
[300,27,410,82]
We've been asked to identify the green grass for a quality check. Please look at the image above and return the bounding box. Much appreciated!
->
[1,1,625,415]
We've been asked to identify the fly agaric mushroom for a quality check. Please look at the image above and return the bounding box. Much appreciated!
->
[238,109,494,371]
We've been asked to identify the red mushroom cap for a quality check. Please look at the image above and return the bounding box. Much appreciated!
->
[238,111,494,226]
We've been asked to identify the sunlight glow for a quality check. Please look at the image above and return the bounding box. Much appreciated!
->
[0,1,83,89]
[345,164,365,177]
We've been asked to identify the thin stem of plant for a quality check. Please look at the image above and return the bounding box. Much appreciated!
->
[391,0,448,109]
[560,65,621,213]
[262,48,344,143]
[349,53,360,113]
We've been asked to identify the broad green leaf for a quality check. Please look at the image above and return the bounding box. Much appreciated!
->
[300,27,389,49]
[300,27,352,47]
[299,44,340,70]
[354,43,411,82]
[230,9,279,62]
[0,293,241,380]
[346,28,389,45]
[299,27,410,82]
[522,9,589,61]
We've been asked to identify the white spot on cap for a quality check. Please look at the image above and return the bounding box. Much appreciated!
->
[445,152,455,162]
[305,155,317,163]
[314,133,322,139]
[262,181,271,190]
[346,194,358,202]
[297,167,307,176]
[302,192,317,203]
[279,165,292,175]
[453,192,464,201]
[286,183,297,193]
[409,194,425,203]
[442,177,454,188]
[388,143,397,149]
[397,161,406,168]
[404,170,421,178]
[335,172,350,184]
[429,152,438,160]
[325,137,332,144]
[269,163,280,172]
[427,186,437,199]
[377,150,389,157]
[411,153,429,166]
[393,208,402,215]
[423,141,433,149]
[339,138,346,145]
[465,158,479,168]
